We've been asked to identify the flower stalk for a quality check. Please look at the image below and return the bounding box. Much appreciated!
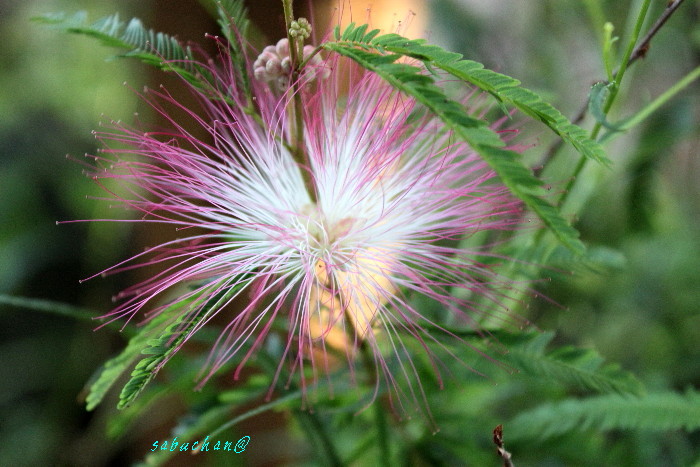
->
[282,0,317,204]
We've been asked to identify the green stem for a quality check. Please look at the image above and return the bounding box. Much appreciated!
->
[292,87,314,201]
[602,0,651,119]
[207,390,302,437]
[372,376,391,467]
[255,349,342,465]
[557,0,651,209]
[0,294,138,335]
[344,310,391,466]
[296,410,344,467]
[206,390,344,466]
[602,22,617,82]
[282,0,298,66]
[363,341,390,467]
[599,65,700,144]
[0,294,98,322]
[536,0,687,176]
[298,44,324,69]
[282,0,318,204]
[344,432,377,464]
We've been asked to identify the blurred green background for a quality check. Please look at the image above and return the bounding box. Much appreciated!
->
[1,0,698,465]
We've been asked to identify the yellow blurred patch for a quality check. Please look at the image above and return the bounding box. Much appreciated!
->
[308,248,395,350]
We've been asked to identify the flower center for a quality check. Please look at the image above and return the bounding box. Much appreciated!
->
[300,203,359,256]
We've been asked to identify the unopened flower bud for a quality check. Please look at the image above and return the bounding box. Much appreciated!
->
[275,38,289,57]
[254,35,329,90]
[280,57,292,74]
[266,58,282,75]
[289,17,311,40]
[253,66,266,81]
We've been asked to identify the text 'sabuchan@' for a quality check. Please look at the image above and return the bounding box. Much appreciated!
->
[151,435,250,453]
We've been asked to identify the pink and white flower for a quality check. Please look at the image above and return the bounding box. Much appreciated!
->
[82,42,524,408]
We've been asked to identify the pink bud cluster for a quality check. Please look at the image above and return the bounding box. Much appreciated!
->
[253,38,329,90]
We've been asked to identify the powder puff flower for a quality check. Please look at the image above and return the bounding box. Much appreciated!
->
[83,40,524,409]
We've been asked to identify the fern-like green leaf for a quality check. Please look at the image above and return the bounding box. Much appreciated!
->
[323,37,585,254]
[508,390,700,440]
[332,25,608,166]
[213,0,250,40]
[33,12,200,84]
[84,296,198,411]
[117,277,250,410]
[500,331,645,396]
[85,321,159,411]
[117,309,204,410]
[212,0,252,100]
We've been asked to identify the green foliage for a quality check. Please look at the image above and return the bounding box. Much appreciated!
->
[425,327,643,395]
[508,389,700,440]
[84,311,170,411]
[117,295,217,410]
[214,0,250,41]
[499,331,645,396]
[213,0,253,101]
[379,38,607,165]
[332,23,609,167]
[324,26,587,255]
[110,351,267,441]
[116,276,250,410]
[33,12,200,84]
